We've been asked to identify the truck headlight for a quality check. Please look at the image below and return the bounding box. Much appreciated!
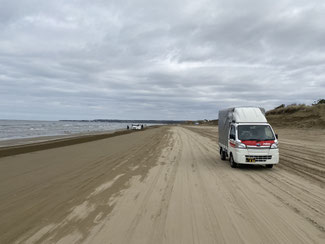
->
[270,143,278,149]
[236,142,247,149]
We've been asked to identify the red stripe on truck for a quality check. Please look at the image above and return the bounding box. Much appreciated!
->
[241,140,274,146]
[229,142,236,147]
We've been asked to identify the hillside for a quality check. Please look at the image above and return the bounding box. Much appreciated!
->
[266,103,325,128]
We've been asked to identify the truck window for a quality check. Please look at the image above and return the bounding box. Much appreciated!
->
[238,125,275,141]
[229,125,236,140]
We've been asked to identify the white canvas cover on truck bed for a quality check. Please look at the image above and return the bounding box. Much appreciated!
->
[233,107,267,123]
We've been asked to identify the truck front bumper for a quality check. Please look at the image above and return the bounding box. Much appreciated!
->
[233,148,279,165]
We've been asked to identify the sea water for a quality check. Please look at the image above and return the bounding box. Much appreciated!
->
[0,120,135,141]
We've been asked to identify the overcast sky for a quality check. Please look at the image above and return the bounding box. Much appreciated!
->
[1,0,325,120]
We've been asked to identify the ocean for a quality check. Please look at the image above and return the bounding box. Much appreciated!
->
[0,120,135,141]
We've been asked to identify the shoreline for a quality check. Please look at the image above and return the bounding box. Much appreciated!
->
[0,126,161,158]
[0,128,127,147]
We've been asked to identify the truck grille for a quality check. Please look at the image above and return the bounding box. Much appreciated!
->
[245,155,272,162]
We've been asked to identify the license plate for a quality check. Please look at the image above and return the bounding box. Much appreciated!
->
[247,158,255,163]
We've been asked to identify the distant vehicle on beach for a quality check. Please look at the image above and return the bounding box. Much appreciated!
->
[131,124,143,130]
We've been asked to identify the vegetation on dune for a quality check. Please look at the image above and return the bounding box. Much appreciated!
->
[313,99,325,105]
[266,100,325,128]
[186,99,325,128]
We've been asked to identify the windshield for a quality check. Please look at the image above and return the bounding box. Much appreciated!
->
[237,125,275,141]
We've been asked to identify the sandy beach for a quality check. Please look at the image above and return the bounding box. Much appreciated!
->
[0,126,324,243]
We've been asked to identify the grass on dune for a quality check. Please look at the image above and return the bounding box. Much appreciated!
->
[266,103,325,128]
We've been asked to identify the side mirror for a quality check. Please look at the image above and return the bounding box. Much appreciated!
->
[275,134,278,139]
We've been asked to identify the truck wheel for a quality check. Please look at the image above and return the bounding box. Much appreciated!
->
[230,155,237,168]
[220,148,226,160]
[266,164,273,169]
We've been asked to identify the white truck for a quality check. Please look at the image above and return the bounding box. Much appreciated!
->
[218,107,279,168]
[131,124,143,130]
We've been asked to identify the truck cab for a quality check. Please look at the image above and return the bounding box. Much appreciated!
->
[219,107,279,168]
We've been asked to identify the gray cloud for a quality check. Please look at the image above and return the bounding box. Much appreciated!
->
[1,0,325,120]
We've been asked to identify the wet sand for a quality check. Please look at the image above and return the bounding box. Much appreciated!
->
[0,128,147,158]
[0,126,324,243]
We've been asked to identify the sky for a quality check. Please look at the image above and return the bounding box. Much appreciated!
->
[1,0,325,120]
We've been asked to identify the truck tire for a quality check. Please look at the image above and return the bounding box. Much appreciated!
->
[220,148,226,160]
[230,154,237,168]
[266,164,273,168]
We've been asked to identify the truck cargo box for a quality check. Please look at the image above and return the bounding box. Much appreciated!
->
[218,107,266,147]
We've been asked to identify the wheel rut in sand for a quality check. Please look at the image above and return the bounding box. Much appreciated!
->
[1,127,171,244]
[86,126,324,244]
[2,126,325,243]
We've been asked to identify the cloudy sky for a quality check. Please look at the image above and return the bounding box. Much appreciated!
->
[1,0,325,120]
